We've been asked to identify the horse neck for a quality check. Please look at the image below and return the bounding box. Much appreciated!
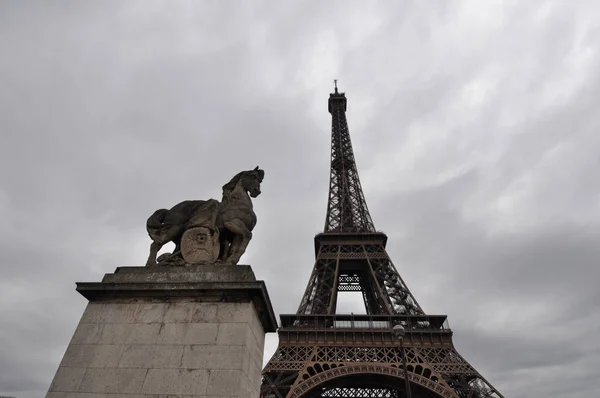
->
[222,182,252,208]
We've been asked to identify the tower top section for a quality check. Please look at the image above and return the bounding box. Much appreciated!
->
[324,84,375,233]
[328,80,347,113]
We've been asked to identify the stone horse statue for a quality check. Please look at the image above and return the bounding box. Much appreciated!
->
[145,167,264,266]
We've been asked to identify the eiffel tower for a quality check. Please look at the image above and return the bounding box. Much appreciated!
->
[260,83,504,398]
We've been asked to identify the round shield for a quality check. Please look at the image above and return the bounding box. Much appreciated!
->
[181,227,220,264]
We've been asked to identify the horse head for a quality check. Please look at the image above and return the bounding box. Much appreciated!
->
[245,166,264,198]
[222,166,265,199]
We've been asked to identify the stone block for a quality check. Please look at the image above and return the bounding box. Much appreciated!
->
[206,369,243,396]
[134,302,166,323]
[98,323,160,345]
[61,344,124,368]
[162,302,218,323]
[156,322,218,345]
[216,323,255,347]
[71,323,103,345]
[240,373,257,398]
[215,302,255,323]
[82,302,145,324]
[48,366,86,392]
[245,355,263,385]
[103,303,142,323]
[250,333,265,365]
[181,345,245,369]
[119,344,184,368]
[79,303,106,324]
[78,368,146,394]
[141,368,209,395]
[45,393,67,398]
[249,305,266,345]
[242,344,264,379]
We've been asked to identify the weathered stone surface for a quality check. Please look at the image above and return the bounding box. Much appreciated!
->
[141,369,209,395]
[118,344,184,368]
[78,368,147,393]
[79,303,107,324]
[181,345,245,369]
[216,301,256,323]
[135,303,167,323]
[240,371,260,398]
[45,393,67,398]
[77,266,277,333]
[156,323,219,345]
[181,226,220,264]
[98,323,161,345]
[46,264,274,398]
[70,323,103,345]
[216,323,256,347]
[88,303,141,324]
[162,302,218,323]
[207,370,243,396]
[102,264,257,283]
[48,301,266,397]
[65,395,147,398]
[145,167,265,266]
[49,367,86,392]
[61,344,124,368]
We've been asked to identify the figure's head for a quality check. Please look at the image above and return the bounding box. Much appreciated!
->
[222,166,265,198]
[245,166,264,198]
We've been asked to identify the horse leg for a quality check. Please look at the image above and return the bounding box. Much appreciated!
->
[228,235,243,263]
[220,239,231,262]
[146,241,163,266]
[223,219,252,265]
[172,240,182,256]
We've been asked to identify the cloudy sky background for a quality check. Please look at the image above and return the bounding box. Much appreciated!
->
[1,1,599,397]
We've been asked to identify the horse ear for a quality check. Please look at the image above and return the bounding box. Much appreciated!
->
[254,166,259,171]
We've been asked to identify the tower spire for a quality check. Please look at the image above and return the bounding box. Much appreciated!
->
[325,83,375,233]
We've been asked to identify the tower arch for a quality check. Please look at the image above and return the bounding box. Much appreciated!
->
[289,365,457,398]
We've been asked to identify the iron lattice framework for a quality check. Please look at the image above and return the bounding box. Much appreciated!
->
[261,86,504,398]
[325,86,375,233]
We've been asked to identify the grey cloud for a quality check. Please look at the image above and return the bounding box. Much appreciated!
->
[1,1,599,398]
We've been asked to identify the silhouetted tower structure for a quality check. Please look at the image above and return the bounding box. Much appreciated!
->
[261,85,504,398]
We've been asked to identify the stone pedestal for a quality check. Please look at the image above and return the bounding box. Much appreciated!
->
[46,265,277,398]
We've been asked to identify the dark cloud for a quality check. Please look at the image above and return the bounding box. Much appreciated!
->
[1,1,599,397]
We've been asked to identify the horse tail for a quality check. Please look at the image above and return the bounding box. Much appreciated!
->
[146,209,169,238]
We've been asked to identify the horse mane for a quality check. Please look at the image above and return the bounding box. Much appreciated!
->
[222,167,264,198]
[222,171,244,196]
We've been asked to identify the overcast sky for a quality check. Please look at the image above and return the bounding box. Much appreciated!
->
[1,1,599,397]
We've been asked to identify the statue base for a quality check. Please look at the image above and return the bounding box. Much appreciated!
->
[46,265,277,398]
